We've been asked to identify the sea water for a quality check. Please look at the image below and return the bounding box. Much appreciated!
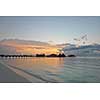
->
[1,57,100,83]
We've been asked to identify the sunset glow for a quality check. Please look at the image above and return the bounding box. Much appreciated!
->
[0,40,60,54]
[0,16,100,83]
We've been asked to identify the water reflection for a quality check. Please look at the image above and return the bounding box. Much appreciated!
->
[1,57,100,82]
[2,57,65,82]
[4,57,64,68]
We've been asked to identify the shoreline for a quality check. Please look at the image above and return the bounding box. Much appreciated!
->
[0,62,31,83]
[0,61,51,83]
[0,53,67,58]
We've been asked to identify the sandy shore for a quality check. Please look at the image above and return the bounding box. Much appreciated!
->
[0,62,30,83]
[0,61,49,83]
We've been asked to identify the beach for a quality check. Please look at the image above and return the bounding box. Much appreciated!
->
[0,60,51,83]
[0,62,31,83]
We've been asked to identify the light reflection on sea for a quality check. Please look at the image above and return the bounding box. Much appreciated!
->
[1,57,100,83]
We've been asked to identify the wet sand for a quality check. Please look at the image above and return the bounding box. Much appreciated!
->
[0,61,49,83]
[0,62,30,83]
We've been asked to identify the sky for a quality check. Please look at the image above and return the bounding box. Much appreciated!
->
[0,16,100,44]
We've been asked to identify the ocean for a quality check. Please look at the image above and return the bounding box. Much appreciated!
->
[1,57,100,83]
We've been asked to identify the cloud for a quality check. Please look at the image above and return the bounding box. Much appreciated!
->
[0,39,60,55]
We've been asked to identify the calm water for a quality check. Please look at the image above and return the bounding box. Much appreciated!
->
[1,57,100,83]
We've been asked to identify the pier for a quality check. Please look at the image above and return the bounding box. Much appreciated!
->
[0,54,35,58]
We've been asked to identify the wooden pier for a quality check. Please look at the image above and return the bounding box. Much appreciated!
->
[0,55,35,58]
